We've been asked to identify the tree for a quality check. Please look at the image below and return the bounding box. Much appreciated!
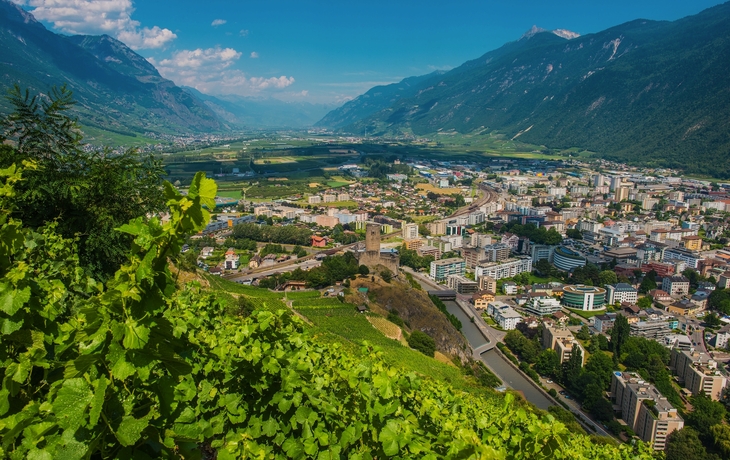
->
[638,276,657,294]
[358,264,370,276]
[704,312,722,328]
[0,85,165,278]
[598,270,618,286]
[576,325,591,341]
[666,428,711,460]
[561,347,583,392]
[637,296,653,309]
[710,424,730,458]
[535,349,562,379]
[708,288,730,315]
[407,331,436,357]
[583,351,614,390]
[685,393,727,441]
[380,268,393,283]
[565,228,582,240]
[610,314,630,362]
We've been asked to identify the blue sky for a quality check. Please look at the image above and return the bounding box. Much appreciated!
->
[13,0,728,104]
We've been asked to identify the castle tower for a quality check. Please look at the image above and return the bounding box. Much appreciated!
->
[365,223,380,252]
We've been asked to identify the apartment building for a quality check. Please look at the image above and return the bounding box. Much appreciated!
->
[670,349,728,400]
[661,276,690,297]
[475,256,532,280]
[430,258,466,282]
[462,246,487,269]
[610,372,683,450]
[446,274,478,294]
[487,301,523,330]
[403,222,419,240]
[524,296,563,316]
[542,326,584,365]
[477,275,497,294]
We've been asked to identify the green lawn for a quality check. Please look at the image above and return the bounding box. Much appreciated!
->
[569,309,607,320]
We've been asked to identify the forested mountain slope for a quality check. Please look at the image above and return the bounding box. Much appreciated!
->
[326,3,730,176]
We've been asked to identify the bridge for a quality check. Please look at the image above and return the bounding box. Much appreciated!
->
[472,343,494,358]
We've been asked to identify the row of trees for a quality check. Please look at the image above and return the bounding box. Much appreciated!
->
[232,222,312,246]
[258,252,367,289]
[501,222,563,245]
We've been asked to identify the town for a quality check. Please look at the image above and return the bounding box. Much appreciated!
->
[182,147,730,452]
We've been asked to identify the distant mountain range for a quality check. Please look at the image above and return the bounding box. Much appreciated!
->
[317,3,730,177]
[182,87,336,129]
[0,0,330,140]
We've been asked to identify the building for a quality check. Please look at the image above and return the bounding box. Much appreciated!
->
[670,349,728,400]
[667,299,701,316]
[315,215,340,228]
[224,252,240,270]
[502,281,518,295]
[430,258,466,282]
[418,245,442,260]
[562,285,607,311]
[606,283,638,305]
[478,275,497,294]
[630,321,672,340]
[483,243,511,262]
[446,274,478,294]
[403,222,419,240]
[472,290,496,309]
[531,244,555,263]
[474,256,532,280]
[681,235,703,251]
[524,296,563,316]
[594,313,616,333]
[426,220,447,236]
[462,246,486,269]
[542,326,584,365]
[552,246,587,271]
[715,324,730,349]
[661,276,690,297]
[662,248,703,270]
[610,372,683,450]
[311,235,327,247]
[487,301,523,330]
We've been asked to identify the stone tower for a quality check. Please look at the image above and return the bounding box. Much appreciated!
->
[365,223,380,252]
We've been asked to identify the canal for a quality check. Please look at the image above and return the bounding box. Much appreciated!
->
[442,300,555,410]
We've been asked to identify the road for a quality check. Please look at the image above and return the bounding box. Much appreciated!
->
[228,258,323,281]
[221,228,403,280]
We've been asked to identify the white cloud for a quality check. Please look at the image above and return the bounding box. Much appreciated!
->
[16,0,176,49]
[211,19,226,27]
[239,29,249,37]
[249,51,259,59]
[151,46,294,96]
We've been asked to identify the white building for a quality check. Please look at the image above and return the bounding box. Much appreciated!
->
[524,296,563,316]
[475,256,532,280]
[606,283,638,305]
[487,301,523,330]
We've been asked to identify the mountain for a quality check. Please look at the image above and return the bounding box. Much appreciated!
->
[321,3,730,177]
[315,71,446,130]
[0,0,221,137]
[183,87,335,128]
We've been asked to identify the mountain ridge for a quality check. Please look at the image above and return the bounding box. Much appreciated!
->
[319,2,730,176]
[0,0,221,137]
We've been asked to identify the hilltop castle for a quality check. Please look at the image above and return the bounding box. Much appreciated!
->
[357,223,400,273]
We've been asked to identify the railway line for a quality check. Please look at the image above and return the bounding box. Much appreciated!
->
[449,184,499,218]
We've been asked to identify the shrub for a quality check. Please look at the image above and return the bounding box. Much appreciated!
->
[407,330,436,357]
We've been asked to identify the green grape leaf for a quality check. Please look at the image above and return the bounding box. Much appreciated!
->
[116,414,151,447]
[0,284,30,316]
[53,378,93,430]
[88,375,108,428]
[122,319,150,350]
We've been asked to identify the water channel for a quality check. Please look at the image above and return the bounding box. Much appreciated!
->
[442,300,555,410]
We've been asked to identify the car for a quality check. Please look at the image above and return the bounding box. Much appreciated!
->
[564,394,572,399]
[546,380,553,384]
